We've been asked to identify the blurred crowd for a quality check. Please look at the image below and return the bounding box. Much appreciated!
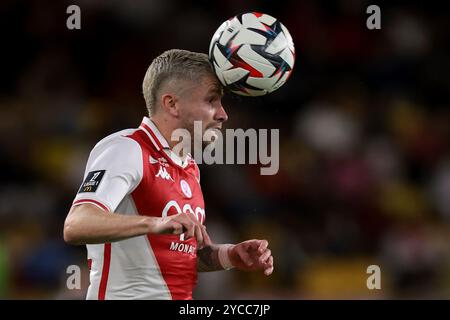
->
[0,0,449,299]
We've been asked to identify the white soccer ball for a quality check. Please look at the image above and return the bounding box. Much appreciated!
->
[209,12,295,96]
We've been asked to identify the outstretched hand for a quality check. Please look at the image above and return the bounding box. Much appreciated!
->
[228,239,274,276]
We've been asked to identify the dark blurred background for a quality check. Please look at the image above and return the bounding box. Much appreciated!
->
[0,0,449,299]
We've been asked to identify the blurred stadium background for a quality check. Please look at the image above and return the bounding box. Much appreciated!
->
[0,0,449,299]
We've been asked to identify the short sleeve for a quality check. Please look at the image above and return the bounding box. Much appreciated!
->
[73,136,143,212]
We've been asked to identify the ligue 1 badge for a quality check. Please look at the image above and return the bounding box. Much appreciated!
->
[180,180,192,198]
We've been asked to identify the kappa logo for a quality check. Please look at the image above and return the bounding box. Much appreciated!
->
[155,166,174,181]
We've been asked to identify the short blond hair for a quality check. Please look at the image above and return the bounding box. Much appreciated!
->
[142,49,214,115]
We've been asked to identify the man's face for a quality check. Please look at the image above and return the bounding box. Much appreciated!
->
[177,74,228,146]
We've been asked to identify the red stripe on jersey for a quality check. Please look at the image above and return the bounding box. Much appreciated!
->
[98,243,111,300]
[140,123,164,150]
[140,123,182,169]
[139,125,161,151]
[73,199,110,212]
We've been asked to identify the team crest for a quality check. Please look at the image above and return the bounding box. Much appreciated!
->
[180,180,192,198]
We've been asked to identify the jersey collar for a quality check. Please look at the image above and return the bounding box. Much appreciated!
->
[139,117,191,168]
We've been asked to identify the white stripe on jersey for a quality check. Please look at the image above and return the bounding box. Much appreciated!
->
[139,125,161,151]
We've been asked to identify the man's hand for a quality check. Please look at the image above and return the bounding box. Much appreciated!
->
[228,239,274,276]
[148,213,209,248]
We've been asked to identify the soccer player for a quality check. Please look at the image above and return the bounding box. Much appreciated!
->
[63,49,274,300]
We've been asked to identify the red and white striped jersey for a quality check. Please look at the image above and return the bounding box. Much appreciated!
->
[72,117,205,300]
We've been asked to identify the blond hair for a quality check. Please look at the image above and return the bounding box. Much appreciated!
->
[142,49,214,115]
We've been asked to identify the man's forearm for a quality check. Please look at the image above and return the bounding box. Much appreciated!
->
[64,203,153,245]
[197,245,223,272]
[197,244,235,272]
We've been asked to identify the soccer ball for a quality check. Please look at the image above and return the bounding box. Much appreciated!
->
[209,12,295,96]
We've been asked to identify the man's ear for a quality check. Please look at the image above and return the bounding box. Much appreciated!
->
[161,94,180,117]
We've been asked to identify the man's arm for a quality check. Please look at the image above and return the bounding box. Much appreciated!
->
[197,240,274,275]
[197,244,223,272]
[63,203,207,245]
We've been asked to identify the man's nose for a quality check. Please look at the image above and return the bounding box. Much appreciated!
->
[215,103,228,123]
